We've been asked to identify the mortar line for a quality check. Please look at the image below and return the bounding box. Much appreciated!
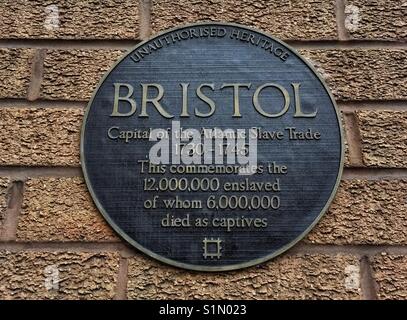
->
[1,166,407,180]
[285,40,407,49]
[335,0,349,40]
[0,167,83,179]
[0,98,406,110]
[0,242,407,256]
[343,112,364,167]
[0,181,24,241]
[0,39,406,50]
[339,99,407,107]
[339,100,407,112]
[0,39,140,49]
[287,244,407,256]
[0,241,127,251]
[139,0,152,40]
[0,98,86,108]
[27,49,46,101]
[114,257,129,300]
[360,256,379,300]
[342,168,407,180]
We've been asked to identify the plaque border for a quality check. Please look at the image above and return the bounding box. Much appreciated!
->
[80,22,345,272]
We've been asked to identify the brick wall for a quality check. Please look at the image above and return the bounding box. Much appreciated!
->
[0,0,406,300]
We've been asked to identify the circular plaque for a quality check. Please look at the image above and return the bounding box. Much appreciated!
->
[81,23,343,271]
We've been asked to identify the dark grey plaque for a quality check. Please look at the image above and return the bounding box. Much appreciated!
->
[81,23,343,271]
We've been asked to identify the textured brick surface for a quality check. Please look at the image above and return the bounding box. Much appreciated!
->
[0,0,406,302]
[0,0,139,39]
[128,253,361,299]
[40,49,407,101]
[372,254,407,299]
[0,251,119,299]
[151,0,338,40]
[0,107,349,168]
[301,49,407,101]
[17,178,118,242]
[41,49,124,100]
[0,108,82,166]
[19,176,407,245]
[356,111,407,168]
[344,0,407,40]
[341,112,350,167]
[0,48,35,98]
[0,178,10,231]
[307,180,407,244]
